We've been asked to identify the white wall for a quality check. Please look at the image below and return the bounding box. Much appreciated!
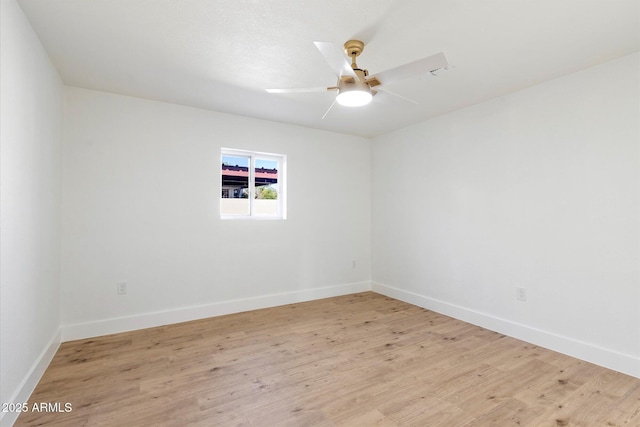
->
[0,0,63,422]
[372,53,640,377]
[61,87,372,338]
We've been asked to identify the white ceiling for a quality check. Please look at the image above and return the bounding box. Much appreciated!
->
[17,0,640,138]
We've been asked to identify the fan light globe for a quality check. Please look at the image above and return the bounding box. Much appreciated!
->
[336,78,373,107]
[336,89,372,107]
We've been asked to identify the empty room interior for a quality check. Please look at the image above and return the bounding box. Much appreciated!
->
[1,0,639,426]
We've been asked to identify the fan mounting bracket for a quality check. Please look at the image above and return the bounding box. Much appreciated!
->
[343,40,365,58]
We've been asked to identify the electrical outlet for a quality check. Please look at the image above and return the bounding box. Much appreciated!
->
[516,287,527,301]
[117,281,127,295]
[352,260,357,269]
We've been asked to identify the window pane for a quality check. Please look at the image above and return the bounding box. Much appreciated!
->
[254,158,278,216]
[221,155,250,215]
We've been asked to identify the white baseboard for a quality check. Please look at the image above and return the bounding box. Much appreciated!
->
[61,281,372,342]
[372,282,640,379]
[0,329,61,427]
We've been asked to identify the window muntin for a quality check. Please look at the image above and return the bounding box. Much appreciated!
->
[221,149,286,219]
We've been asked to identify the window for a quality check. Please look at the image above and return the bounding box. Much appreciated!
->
[220,148,286,219]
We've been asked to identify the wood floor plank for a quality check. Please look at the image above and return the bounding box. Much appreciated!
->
[14,292,640,426]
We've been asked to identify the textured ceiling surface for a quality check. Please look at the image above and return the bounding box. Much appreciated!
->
[17,0,640,137]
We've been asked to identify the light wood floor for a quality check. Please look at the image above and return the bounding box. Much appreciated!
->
[16,292,640,426]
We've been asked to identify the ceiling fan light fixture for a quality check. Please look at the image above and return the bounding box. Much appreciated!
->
[336,89,372,107]
[336,80,373,107]
[266,40,449,115]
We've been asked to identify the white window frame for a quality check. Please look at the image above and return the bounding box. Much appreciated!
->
[220,148,287,220]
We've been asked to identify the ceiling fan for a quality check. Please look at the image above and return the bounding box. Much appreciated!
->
[266,40,450,117]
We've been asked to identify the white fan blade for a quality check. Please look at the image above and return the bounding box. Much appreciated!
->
[368,52,449,87]
[266,87,329,94]
[314,41,358,80]
[321,99,337,120]
[376,87,418,104]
